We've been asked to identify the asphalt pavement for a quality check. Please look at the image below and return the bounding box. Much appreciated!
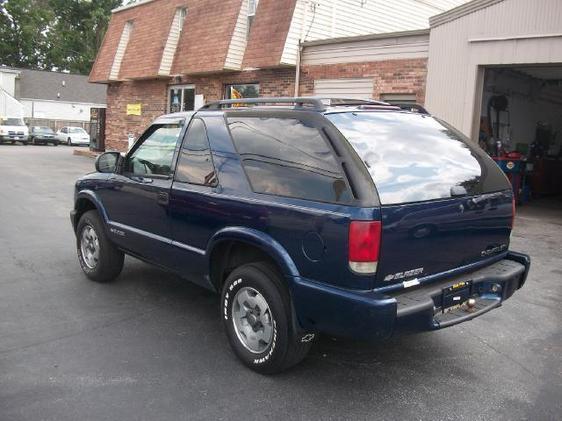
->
[0,145,560,420]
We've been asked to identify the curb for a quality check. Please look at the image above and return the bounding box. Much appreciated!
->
[73,149,101,158]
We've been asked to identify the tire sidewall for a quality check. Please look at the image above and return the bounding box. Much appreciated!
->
[76,212,104,278]
[222,266,290,372]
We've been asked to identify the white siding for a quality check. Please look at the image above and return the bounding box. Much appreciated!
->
[109,21,133,81]
[425,0,562,139]
[0,70,19,98]
[1,89,24,118]
[159,8,186,76]
[314,78,373,99]
[302,33,429,65]
[225,0,249,70]
[22,99,106,122]
[281,0,468,65]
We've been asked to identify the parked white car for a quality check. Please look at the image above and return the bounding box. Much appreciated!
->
[57,126,90,146]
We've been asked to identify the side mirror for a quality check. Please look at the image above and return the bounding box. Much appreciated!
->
[95,152,121,173]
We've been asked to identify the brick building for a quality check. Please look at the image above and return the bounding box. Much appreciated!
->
[90,0,465,151]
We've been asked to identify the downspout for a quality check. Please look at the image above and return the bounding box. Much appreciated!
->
[294,41,303,97]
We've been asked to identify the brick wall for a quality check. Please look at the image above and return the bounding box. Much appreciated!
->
[299,58,428,104]
[105,79,168,151]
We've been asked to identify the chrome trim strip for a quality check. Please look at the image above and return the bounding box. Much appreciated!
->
[108,221,205,255]
[171,240,206,255]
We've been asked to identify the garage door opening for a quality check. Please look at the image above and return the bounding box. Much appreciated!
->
[478,65,562,216]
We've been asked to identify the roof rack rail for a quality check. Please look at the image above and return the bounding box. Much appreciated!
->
[200,97,327,112]
[320,98,392,107]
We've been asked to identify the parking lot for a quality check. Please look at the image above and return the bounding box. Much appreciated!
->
[0,145,560,420]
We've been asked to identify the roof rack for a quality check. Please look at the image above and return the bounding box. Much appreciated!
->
[199,96,401,112]
[200,97,327,111]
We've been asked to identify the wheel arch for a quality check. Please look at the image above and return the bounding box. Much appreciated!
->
[206,227,300,292]
[73,190,109,232]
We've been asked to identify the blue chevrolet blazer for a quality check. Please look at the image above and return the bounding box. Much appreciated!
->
[71,97,530,373]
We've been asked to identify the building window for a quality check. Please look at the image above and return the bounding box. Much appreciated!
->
[178,7,187,32]
[224,83,259,100]
[247,0,259,33]
[169,85,195,113]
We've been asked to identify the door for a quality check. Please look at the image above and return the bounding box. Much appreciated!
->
[101,123,183,264]
[168,118,219,285]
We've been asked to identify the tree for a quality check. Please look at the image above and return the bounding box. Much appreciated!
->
[0,0,123,74]
[0,0,54,69]
[46,0,122,74]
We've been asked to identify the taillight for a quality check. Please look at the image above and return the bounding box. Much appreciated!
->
[348,220,381,275]
[511,197,516,229]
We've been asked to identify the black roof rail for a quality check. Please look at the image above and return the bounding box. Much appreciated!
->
[320,98,392,107]
[199,96,402,112]
[200,97,327,112]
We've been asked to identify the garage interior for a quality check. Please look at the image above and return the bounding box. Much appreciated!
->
[478,64,562,214]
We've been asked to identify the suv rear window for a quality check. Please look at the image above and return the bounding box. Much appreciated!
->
[326,111,509,205]
[228,116,352,204]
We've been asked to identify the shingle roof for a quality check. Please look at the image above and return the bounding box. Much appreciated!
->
[17,68,107,104]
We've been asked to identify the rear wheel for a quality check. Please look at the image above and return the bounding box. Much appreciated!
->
[76,210,124,282]
[221,262,314,374]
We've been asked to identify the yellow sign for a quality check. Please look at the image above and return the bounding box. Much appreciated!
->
[126,103,142,116]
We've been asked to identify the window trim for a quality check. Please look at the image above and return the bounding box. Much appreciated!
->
[168,84,196,113]
[121,123,185,179]
[225,110,360,205]
[173,117,219,188]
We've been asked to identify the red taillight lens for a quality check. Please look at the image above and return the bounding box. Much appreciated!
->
[349,221,381,274]
[511,197,516,229]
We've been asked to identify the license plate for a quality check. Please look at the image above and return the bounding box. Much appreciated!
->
[442,281,471,312]
[14,136,20,140]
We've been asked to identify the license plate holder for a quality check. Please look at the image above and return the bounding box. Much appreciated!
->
[442,281,471,312]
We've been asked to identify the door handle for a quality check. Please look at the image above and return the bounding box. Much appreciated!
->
[131,176,153,184]
[157,191,169,206]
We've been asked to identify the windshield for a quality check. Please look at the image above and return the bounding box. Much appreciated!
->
[327,111,508,205]
[3,118,25,126]
[70,128,86,134]
[34,126,54,133]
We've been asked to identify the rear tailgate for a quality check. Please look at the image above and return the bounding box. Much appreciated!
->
[326,111,513,288]
[377,191,512,286]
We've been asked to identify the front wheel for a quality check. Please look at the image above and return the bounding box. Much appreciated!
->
[76,210,124,282]
[221,262,314,374]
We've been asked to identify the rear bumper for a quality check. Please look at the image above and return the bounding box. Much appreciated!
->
[291,251,530,340]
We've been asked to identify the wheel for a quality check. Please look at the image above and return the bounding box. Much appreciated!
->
[221,262,314,374]
[67,137,72,146]
[76,210,124,282]
[52,142,58,146]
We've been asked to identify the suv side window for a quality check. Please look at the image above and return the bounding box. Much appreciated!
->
[123,124,182,176]
[228,116,352,204]
[175,119,217,186]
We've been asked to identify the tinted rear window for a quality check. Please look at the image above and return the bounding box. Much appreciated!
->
[326,111,508,205]
[228,116,352,204]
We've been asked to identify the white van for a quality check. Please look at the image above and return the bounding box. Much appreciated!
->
[0,117,29,145]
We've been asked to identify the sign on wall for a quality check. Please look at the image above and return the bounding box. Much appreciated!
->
[126,103,142,116]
